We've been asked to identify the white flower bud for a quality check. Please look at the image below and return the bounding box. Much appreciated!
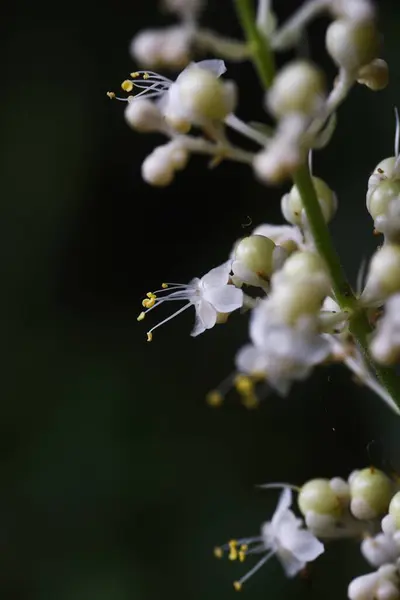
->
[271,282,327,324]
[362,245,400,303]
[304,511,337,536]
[330,0,375,23]
[350,468,392,520]
[348,566,400,600]
[367,181,400,221]
[368,158,399,191]
[357,59,389,91]
[382,514,397,536]
[361,533,400,568]
[326,19,380,73]
[329,477,351,504]
[267,60,326,119]
[281,176,337,226]
[280,250,326,282]
[376,579,400,600]
[166,141,189,171]
[348,571,380,600]
[141,147,175,187]
[172,65,237,123]
[124,99,164,133]
[298,478,342,518]
[233,235,276,282]
[389,493,400,530]
[130,27,191,70]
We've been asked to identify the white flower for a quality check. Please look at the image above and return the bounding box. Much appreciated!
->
[370,293,400,364]
[138,261,243,340]
[119,60,236,132]
[236,301,330,395]
[215,488,324,590]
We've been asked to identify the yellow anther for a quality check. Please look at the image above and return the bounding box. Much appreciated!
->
[233,582,242,592]
[147,292,157,299]
[213,547,223,559]
[130,72,140,78]
[142,297,156,309]
[206,390,223,408]
[240,544,248,552]
[143,72,150,80]
[147,332,153,342]
[106,91,116,99]
[121,80,134,92]
[161,283,168,288]
[137,312,145,322]
[229,540,238,547]
[242,394,259,410]
[234,375,254,395]
[238,544,248,562]
[229,548,238,561]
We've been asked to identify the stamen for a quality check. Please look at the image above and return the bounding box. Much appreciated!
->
[121,80,133,92]
[145,302,193,339]
[214,547,223,558]
[232,550,275,590]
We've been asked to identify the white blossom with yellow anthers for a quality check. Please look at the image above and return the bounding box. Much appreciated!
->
[137,261,243,340]
[215,487,324,590]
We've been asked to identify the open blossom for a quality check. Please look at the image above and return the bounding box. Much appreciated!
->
[236,300,330,395]
[119,59,236,132]
[137,261,243,340]
[215,488,324,590]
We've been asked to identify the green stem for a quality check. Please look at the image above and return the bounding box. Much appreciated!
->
[234,3,400,412]
[234,0,275,88]
[294,163,400,412]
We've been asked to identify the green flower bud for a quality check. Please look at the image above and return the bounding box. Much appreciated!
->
[177,67,236,121]
[234,235,276,279]
[267,60,326,118]
[326,19,380,72]
[350,468,392,520]
[388,492,400,530]
[298,478,342,518]
[367,180,400,220]
[357,58,389,91]
[282,177,337,226]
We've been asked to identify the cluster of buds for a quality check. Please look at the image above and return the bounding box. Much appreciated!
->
[215,466,400,598]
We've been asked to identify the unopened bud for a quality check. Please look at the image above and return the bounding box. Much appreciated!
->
[298,478,342,518]
[362,245,400,303]
[367,180,400,221]
[357,58,389,91]
[349,468,392,520]
[281,176,337,226]
[234,235,276,280]
[389,492,400,530]
[267,60,326,118]
[125,99,164,133]
[141,148,175,187]
[326,19,380,72]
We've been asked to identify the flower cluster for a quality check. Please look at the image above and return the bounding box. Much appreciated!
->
[109,0,400,597]
[216,467,400,597]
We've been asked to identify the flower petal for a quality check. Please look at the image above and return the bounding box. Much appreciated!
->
[203,284,243,313]
[232,260,265,288]
[191,314,206,337]
[196,59,227,77]
[236,344,268,375]
[196,299,217,329]
[201,261,231,288]
[277,552,305,578]
[280,524,324,563]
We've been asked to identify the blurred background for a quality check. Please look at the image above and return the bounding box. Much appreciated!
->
[1,0,400,597]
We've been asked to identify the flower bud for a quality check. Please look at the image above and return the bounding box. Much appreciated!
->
[361,533,400,568]
[281,177,337,226]
[368,158,398,190]
[298,478,342,518]
[349,468,392,520]
[326,19,380,72]
[329,477,351,504]
[271,281,326,324]
[280,251,326,282]
[130,27,191,70]
[389,492,400,530]
[357,59,389,91]
[141,148,175,187]
[362,245,400,303]
[367,181,400,220]
[267,60,326,118]
[330,0,375,22]
[175,65,237,122]
[125,99,164,133]
[234,235,275,280]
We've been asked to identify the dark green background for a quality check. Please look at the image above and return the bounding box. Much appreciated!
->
[1,0,400,598]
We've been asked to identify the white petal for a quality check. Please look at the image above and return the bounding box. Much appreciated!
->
[277,552,305,578]
[203,284,243,313]
[201,261,231,288]
[191,315,206,337]
[236,344,268,375]
[348,572,379,600]
[195,59,227,76]
[196,299,217,329]
[274,488,293,521]
[280,525,324,563]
